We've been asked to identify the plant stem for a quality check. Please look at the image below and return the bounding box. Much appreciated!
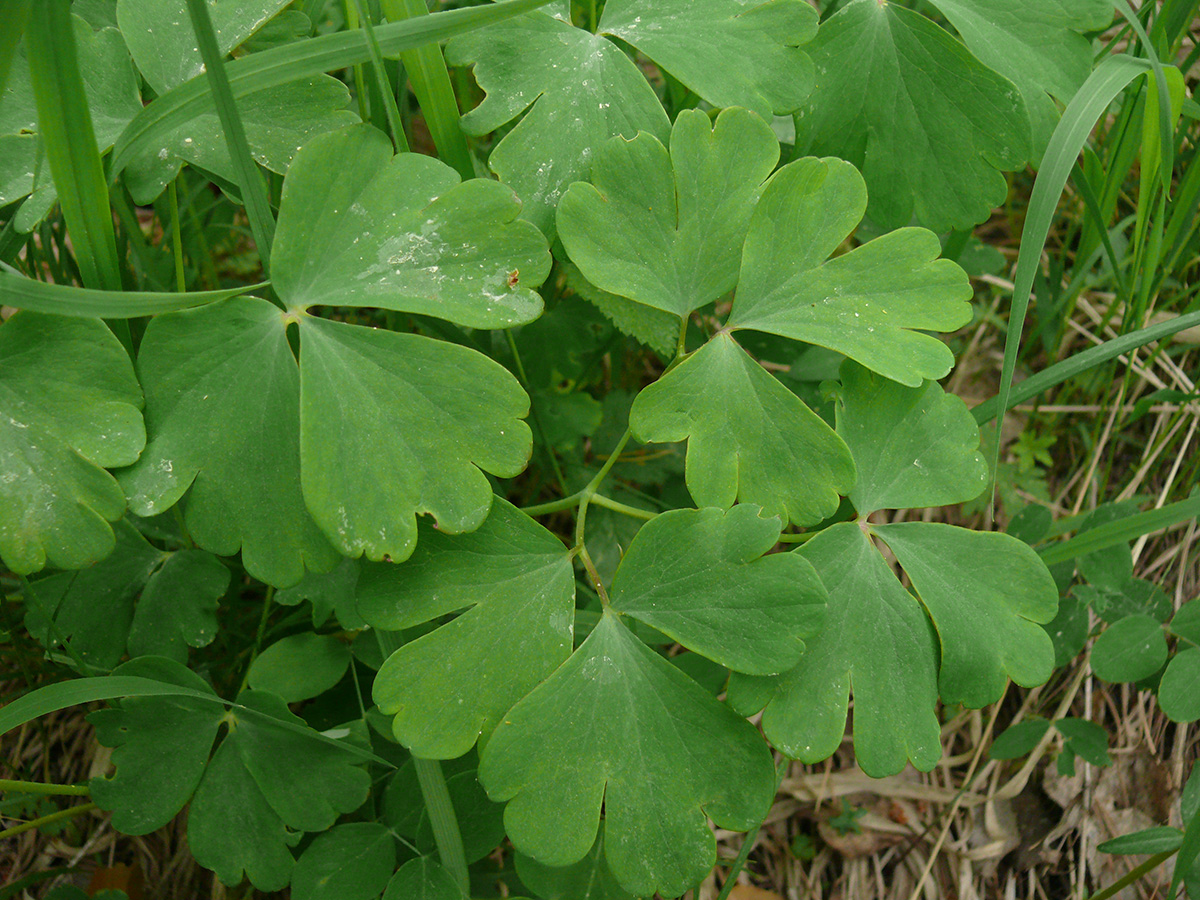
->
[1085,850,1176,900]
[589,493,656,521]
[0,779,90,797]
[521,490,585,517]
[0,802,97,840]
[412,757,469,894]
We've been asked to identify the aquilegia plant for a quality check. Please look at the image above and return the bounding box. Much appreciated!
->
[4,0,1183,898]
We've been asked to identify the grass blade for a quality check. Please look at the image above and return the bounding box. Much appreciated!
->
[183,0,276,270]
[988,55,1152,502]
[25,3,122,291]
[0,263,267,317]
[382,0,475,180]
[110,0,554,177]
[349,0,410,152]
[973,309,1200,425]
[0,675,393,766]
[1039,493,1200,566]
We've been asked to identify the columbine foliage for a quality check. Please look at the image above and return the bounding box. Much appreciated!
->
[10,1,1193,899]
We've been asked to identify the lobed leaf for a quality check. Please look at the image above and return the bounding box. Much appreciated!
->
[874,523,1059,707]
[630,335,853,526]
[118,297,339,588]
[479,610,775,898]
[362,499,574,759]
[0,314,144,574]
[927,0,1113,156]
[728,522,942,776]
[88,658,225,835]
[298,316,532,562]
[609,505,827,675]
[729,157,972,386]
[558,107,778,318]
[272,125,550,327]
[835,362,988,514]
[796,0,1030,231]
[446,11,669,236]
[599,0,817,119]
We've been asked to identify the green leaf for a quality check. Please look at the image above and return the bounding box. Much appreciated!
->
[118,298,339,588]
[0,314,144,574]
[989,718,1050,760]
[926,0,1113,155]
[835,362,988,514]
[561,264,677,358]
[290,823,396,900]
[110,0,559,179]
[479,610,775,898]
[874,523,1058,707]
[557,107,778,318]
[272,125,550,328]
[629,334,853,526]
[247,632,351,703]
[297,316,531,562]
[1046,591,1089,668]
[796,0,1030,231]
[609,505,827,675]
[382,857,465,900]
[116,0,291,94]
[598,0,817,119]
[187,738,298,890]
[362,498,573,758]
[25,520,162,668]
[1170,599,1200,646]
[515,826,640,900]
[127,549,229,663]
[1054,717,1111,768]
[1090,615,1169,684]
[728,157,973,386]
[1078,578,1174,625]
[88,658,224,835]
[230,691,371,830]
[1098,827,1184,855]
[445,10,670,236]
[727,523,941,776]
[275,558,363,630]
[1159,648,1200,723]
[0,14,140,217]
[123,76,357,206]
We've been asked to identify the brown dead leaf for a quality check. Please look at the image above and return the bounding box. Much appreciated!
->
[728,885,785,900]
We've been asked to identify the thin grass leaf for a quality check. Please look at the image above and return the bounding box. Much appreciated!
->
[1112,0,1176,193]
[1039,493,1200,566]
[988,54,1152,505]
[0,675,393,766]
[349,0,409,152]
[0,264,267,317]
[25,3,122,291]
[973,308,1200,424]
[110,0,555,177]
[184,0,277,270]
[0,0,31,94]
[382,0,474,180]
